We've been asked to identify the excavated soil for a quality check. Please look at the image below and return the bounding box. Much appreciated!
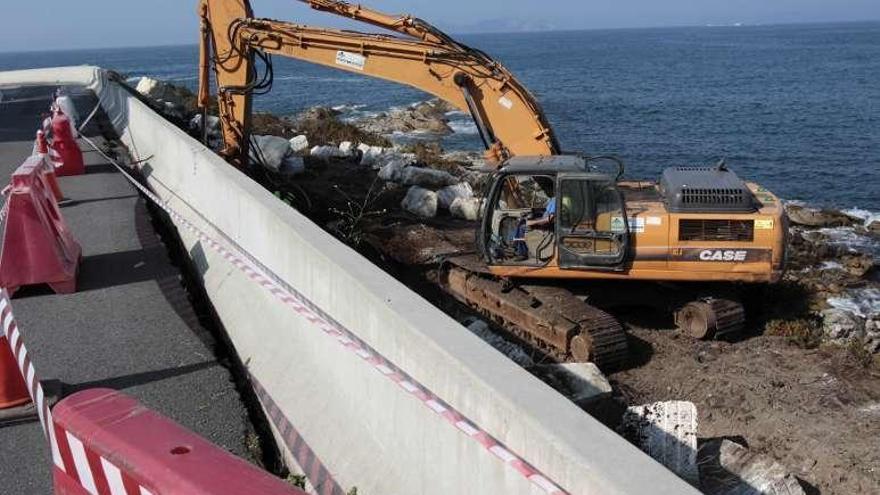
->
[611,324,880,495]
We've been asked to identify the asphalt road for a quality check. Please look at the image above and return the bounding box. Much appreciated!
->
[0,86,254,493]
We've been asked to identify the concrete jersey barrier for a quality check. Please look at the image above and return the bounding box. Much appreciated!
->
[0,66,699,495]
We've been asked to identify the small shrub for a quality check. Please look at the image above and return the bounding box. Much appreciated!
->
[847,338,876,368]
[765,319,823,349]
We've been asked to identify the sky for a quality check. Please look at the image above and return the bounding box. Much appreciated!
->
[1,0,879,52]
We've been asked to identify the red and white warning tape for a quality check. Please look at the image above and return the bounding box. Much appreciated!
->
[1,290,158,495]
[79,134,569,495]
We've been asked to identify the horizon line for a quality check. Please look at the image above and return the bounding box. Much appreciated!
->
[1,18,877,55]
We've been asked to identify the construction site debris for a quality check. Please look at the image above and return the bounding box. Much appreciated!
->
[700,440,806,495]
[621,401,699,485]
[401,186,438,218]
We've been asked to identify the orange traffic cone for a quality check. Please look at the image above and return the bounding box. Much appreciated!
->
[36,130,64,202]
[0,336,31,410]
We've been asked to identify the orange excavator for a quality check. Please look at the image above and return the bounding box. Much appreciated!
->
[198,0,788,369]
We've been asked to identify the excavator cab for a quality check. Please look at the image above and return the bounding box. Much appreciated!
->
[480,156,630,270]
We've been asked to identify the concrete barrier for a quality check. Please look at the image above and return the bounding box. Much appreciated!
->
[1,67,698,494]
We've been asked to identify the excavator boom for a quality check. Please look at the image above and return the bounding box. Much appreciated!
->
[198,0,560,167]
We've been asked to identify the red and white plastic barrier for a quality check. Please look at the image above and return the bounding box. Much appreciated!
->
[0,155,81,295]
[1,290,306,495]
[50,109,85,177]
[52,389,306,495]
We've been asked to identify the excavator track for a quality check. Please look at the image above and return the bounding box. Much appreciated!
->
[439,260,629,370]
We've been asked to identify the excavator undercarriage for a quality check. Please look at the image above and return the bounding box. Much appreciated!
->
[440,260,630,369]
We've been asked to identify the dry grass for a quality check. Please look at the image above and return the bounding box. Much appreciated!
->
[765,318,823,349]
[297,112,391,148]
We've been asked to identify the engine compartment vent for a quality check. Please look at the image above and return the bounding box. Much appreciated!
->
[679,219,755,242]
[660,165,757,213]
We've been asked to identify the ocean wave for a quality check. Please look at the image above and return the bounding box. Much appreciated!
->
[332,104,368,112]
[448,119,479,135]
[842,208,880,226]
[813,227,879,259]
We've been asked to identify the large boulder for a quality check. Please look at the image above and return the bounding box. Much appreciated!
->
[377,159,409,182]
[437,183,474,210]
[135,77,196,115]
[358,144,385,167]
[400,167,458,189]
[450,197,483,221]
[250,135,294,172]
[785,204,854,228]
[189,114,223,150]
[289,135,309,154]
[401,186,438,218]
[309,145,348,161]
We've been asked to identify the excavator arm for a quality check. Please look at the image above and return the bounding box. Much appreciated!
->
[198,0,560,168]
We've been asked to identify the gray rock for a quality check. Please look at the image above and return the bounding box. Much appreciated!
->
[338,141,356,156]
[821,308,865,342]
[437,183,474,210]
[359,145,388,167]
[785,204,854,227]
[377,159,409,182]
[309,145,347,161]
[289,135,309,154]
[450,197,483,221]
[401,186,438,218]
[400,167,457,189]
[866,314,880,354]
[250,135,294,172]
[353,99,453,135]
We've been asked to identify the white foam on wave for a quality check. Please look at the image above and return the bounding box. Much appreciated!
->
[813,226,880,259]
[332,103,368,112]
[448,119,479,135]
[843,208,880,226]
